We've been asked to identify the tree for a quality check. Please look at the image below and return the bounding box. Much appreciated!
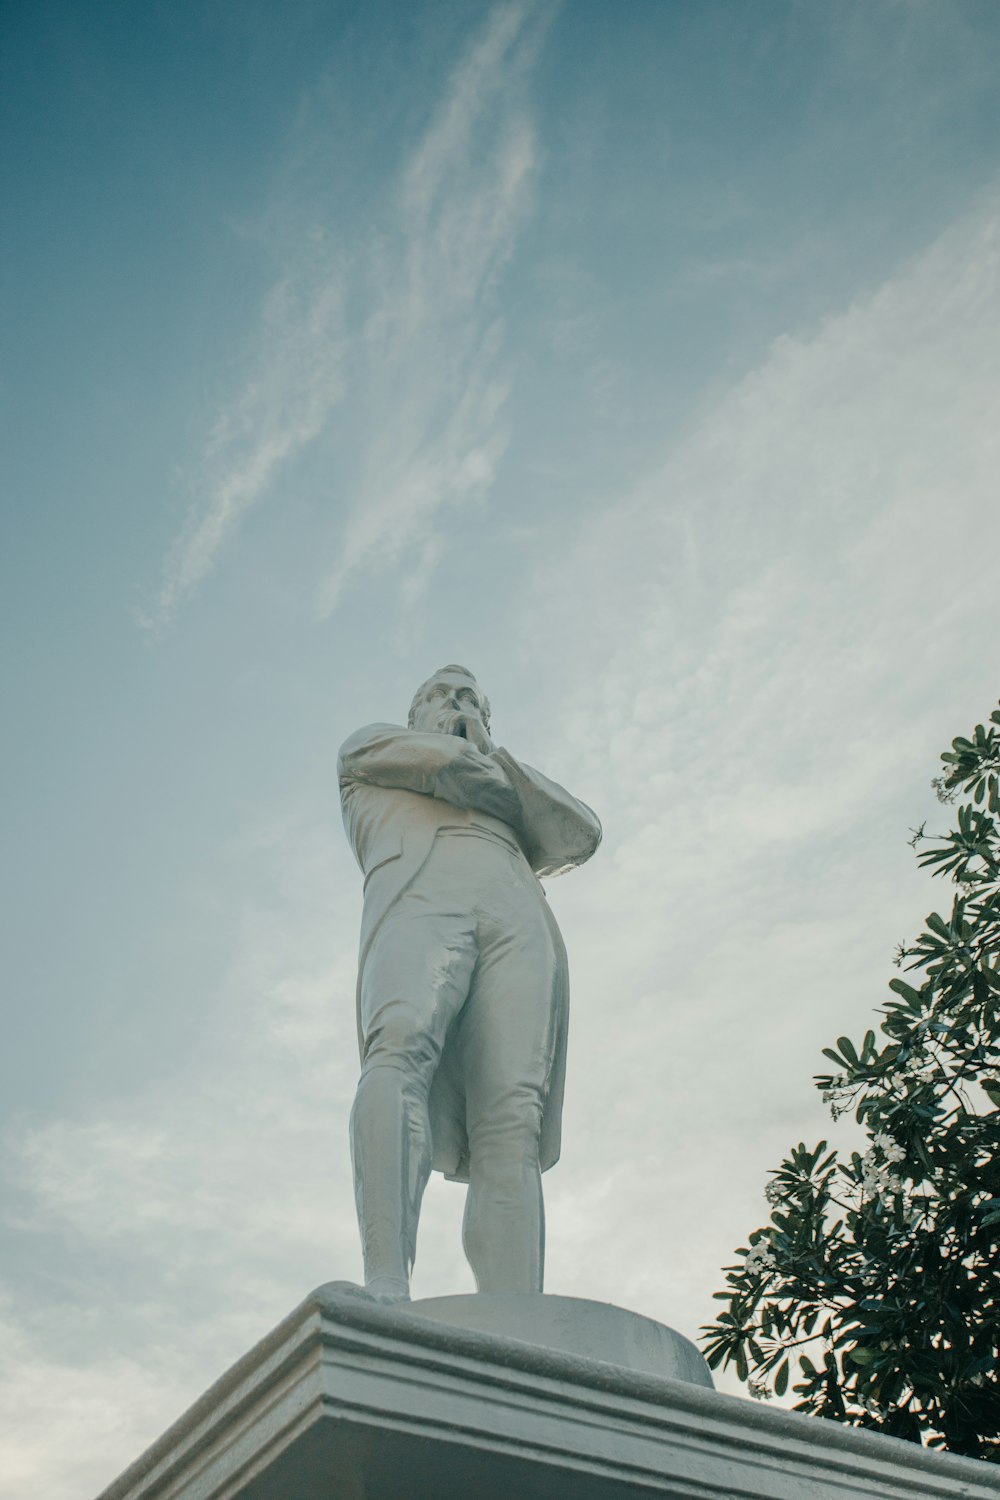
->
[702,703,1000,1461]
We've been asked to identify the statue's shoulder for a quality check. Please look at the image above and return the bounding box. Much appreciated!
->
[338,721,408,767]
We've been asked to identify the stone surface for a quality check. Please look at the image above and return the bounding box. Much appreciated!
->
[339,665,602,1297]
[406,1291,713,1388]
[96,1283,1000,1500]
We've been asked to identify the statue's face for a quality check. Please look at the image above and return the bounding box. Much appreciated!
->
[411,669,487,737]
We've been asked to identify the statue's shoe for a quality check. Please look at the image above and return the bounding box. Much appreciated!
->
[362,1276,411,1304]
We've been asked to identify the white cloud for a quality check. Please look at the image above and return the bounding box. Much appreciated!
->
[0,813,364,1497]
[318,2,545,612]
[145,239,348,629]
[0,1297,195,1500]
[144,2,548,629]
[504,191,1000,1345]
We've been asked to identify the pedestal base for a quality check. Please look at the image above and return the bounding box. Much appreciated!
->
[96,1282,1000,1500]
[406,1291,713,1387]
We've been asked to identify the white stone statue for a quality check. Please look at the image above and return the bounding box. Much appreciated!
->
[338,665,601,1301]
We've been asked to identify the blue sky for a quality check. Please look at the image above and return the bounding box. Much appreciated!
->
[3,1,1000,1491]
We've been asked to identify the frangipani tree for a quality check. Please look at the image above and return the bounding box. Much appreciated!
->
[702,705,1000,1461]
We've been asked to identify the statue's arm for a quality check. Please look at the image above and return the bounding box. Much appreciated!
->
[338,723,524,825]
[490,747,602,877]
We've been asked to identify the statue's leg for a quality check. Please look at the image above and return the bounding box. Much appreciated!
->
[351,898,475,1299]
[458,873,560,1294]
[462,1087,546,1294]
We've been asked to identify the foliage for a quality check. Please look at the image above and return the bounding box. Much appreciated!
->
[702,705,1000,1460]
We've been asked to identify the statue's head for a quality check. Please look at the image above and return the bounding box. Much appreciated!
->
[408,664,491,736]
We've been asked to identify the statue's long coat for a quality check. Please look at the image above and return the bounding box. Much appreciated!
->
[338,723,601,1182]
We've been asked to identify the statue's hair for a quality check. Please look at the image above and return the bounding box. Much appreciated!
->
[408,664,491,730]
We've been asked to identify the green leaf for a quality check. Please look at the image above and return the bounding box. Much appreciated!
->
[774,1358,790,1397]
[888,978,923,1005]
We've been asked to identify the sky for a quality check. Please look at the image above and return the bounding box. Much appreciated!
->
[2,0,1000,1492]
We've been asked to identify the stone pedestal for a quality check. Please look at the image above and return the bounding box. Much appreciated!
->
[408,1291,713,1387]
[97,1283,1000,1500]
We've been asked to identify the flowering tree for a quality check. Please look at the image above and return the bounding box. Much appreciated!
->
[702,704,1000,1461]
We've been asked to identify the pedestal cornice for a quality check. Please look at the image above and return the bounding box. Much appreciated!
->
[96,1283,1000,1500]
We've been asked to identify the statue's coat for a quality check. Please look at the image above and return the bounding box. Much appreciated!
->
[338,723,601,1182]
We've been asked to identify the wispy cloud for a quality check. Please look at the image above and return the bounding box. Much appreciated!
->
[0,812,363,1497]
[144,2,548,630]
[511,190,1000,1337]
[318,1,546,613]
[0,1295,195,1500]
[143,238,347,630]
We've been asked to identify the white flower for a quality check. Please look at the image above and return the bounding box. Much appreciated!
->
[901,1055,937,1084]
[745,1241,777,1275]
[765,1182,783,1206]
[748,1378,772,1401]
[881,1173,903,1199]
[821,1074,852,1109]
[860,1148,905,1205]
[872,1131,906,1164]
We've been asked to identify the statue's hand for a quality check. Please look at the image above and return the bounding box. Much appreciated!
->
[456,715,495,755]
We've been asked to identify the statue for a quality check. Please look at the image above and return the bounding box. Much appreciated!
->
[338,664,601,1301]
